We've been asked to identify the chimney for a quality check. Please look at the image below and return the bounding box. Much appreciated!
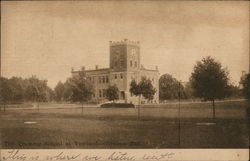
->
[81,66,85,71]
[155,66,158,70]
[95,65,98,70]
[71,67,74,72]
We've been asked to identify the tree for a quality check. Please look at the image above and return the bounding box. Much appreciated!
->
[68,73,94,113]
[241,73,250,117]
[24,76,51,109]
[0,77,12,112]
[62,80,73,101]
[106,85,119,102]
[159,74,186,100]
[190,56,230,119]
[184,81,195,99]
[130,77,156,118]
[8,77,25,103]
[242,73,250,99]
[54,81,65,102]
[138,77,156,101]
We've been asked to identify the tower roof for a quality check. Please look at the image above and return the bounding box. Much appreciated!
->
[109,39,140,46]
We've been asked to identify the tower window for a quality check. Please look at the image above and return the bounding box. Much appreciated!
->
[120,73,123,79]
[106,76,109,83]
[115,74,117,79]
[120,60,124,67]
[130,61,133,67]
[135,61,137,67]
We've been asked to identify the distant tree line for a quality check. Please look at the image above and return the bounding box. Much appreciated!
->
[0,76,54,110]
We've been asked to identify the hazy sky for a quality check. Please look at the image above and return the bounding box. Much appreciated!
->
[1,1,249,88]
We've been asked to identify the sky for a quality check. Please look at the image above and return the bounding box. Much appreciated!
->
[1,1,249,88]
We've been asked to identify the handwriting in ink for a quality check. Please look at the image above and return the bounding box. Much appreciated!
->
[142,152,175,161]
[46,151,81,161]
[107,152,135,161]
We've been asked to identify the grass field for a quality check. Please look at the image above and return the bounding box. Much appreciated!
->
[0,100,249,148]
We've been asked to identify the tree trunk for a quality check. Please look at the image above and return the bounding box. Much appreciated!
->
[212,99,215,120]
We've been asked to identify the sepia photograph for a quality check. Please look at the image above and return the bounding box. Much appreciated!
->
[0,0,249,156]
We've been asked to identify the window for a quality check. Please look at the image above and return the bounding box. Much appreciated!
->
[130,61,133,67]
[120,91,125,99]
[99,77,102,83]
[102,76,105,83]
[120,73,123,79]
[103,89,106,97]
[99,89,102,97]
[120,60,124,67]
[106,76,109,83]
[135,61,137,67]
[93,93,95,98]
[115,74,117,79]
[115,61,118,66]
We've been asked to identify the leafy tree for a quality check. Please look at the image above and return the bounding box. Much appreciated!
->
[8,77,25,103]
[227,84,241,98]
[184,81,195,99]
[68,73,94,113]
[45,86,55,102]
[0,77,12,111]
[54,81,65,101]
[24,76,51,109]
[159,74,186,100]
[62,80,73,101]
[138,77,156,101]
[190,56,230,119]
[241,73,250,117]
[130,77,156,118]
[106,85,119,102]
[242,73,250,99]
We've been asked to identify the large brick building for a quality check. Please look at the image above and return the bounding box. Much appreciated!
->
[72,39,159,104]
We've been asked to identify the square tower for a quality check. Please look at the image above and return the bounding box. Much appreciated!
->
[109,39,140,72]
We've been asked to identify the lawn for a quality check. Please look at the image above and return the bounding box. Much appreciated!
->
[0,100,249,148]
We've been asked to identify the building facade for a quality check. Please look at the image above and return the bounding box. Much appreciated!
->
[72,39,159,104]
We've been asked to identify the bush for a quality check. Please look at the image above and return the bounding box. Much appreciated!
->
[100,103,135,108]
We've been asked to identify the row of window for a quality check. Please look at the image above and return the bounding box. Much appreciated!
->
[130,76,155,83]
[87,74,124,84]
[130,60,137,68]
[99,89,107,98]
[114,60,124,67]
[113,60,138,68]
[99,76,109,84]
